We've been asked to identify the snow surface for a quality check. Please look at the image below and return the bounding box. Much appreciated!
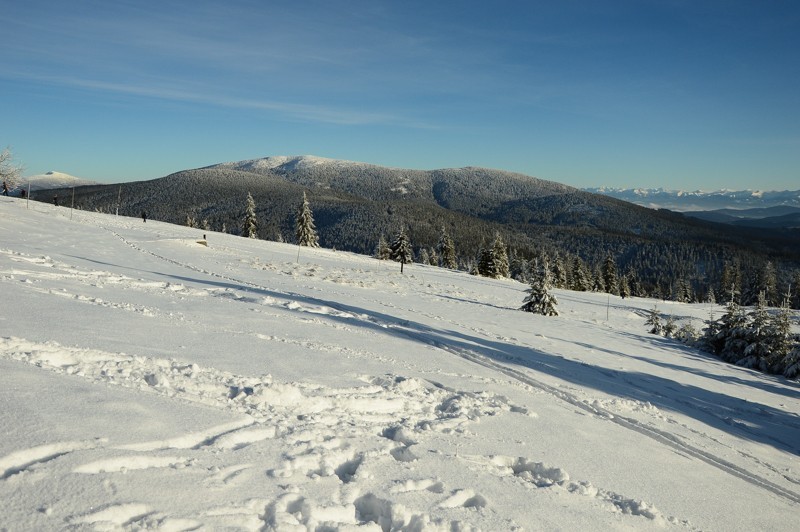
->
[1,196,799,531]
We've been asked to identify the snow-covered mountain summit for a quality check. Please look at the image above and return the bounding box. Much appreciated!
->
[209,155,379,174]
[21,171,99,192]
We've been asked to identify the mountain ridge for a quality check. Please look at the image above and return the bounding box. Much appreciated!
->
[27,155,800,303]
[586,186,800,212]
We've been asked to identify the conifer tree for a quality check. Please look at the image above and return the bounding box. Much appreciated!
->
[492,233,510,278]
[438,228,458,269]
[766,293,795,373]
[521,258,558,316]
[716,288,749,363]
[242,192,258,239]
[295,192,320,247]
[645,306,664,335]
[552,254,567,289]
[739,291,772,369]
[618,274,631,299]
[602,253,618,295]
[758,261,777,306]
[418,248,430,265]
[389,227,413,273]
[375,235,390,260]
[570,257,590,291]
[477,246,497,278]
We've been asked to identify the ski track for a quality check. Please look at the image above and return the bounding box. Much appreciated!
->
[83,227,800,504]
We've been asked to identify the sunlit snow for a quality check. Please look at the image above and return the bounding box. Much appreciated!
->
[1,197,798,530]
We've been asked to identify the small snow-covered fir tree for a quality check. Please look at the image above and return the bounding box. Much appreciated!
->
[552,254,567,289]
[492,233,510,278]
[717,289,749,363]
[765,293,795,374]
[739,291,771,369]
[375,235,390,260]
[389,227,413,273]
[295,192,319,247]
[242,192,258,239]
[438,227,458,269]
[521,258,558,316]
[645,306,664,335]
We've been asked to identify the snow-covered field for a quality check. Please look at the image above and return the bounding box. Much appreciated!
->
[1,197,798,531]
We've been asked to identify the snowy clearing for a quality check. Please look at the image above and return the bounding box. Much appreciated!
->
[1,197,798,531]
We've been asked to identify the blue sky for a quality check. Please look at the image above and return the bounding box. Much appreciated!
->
[2,0,798,190]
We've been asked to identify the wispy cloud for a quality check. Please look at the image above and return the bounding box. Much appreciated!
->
[1,69,437,128]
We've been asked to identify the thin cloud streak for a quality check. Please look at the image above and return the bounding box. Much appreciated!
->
[2,70,439,129]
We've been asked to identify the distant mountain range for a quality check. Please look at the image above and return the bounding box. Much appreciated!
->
[585,187,800,229]
[585,187,800,211]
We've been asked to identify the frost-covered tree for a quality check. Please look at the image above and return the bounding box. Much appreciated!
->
[570,257,590,292]
[645,306,664,335]
[428,247,439,266]
[295,192,319,247]
[185,213,197,228]
[375,235,390,260]
[418,248,430,265]
[0,147,24,191]
[716,291,749,363]
[521,258,558,316]
[602,253,618,295]
[739,291,772,369]
[765,294,795,373]
[492,233,510,278]
[618,274,631,299]
[552,254,567,289]
[663,315,678,338]
[389,227,413,273]
[438,227,458,270]
[242,192,258,239]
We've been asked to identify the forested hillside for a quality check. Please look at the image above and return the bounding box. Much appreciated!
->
[33,156,800,306]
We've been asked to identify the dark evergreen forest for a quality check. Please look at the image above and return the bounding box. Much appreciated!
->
[33,159,800,308]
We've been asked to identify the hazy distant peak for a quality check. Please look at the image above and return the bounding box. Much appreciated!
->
[585,186,800,211]
[21,171,99,191]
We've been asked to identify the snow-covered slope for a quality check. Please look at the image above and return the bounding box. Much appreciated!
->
[1,196,798,531]
[20,171,99,192]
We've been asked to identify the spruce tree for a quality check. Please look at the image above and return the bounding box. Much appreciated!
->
[492,233,510,278]
[521,258,559,316]
[717,289,749,363]
[438,228,458,270]
[645,306,664,335]
[389,227,413,273]
[602,253,618,295]
[295,192,320,247]
[477,246,497,278]
[766,294,795,373]
[242,192,258,239]
[552,254,567,289]
[740,291,771,369]
[375,235,390,260]
[570,257,589,291]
